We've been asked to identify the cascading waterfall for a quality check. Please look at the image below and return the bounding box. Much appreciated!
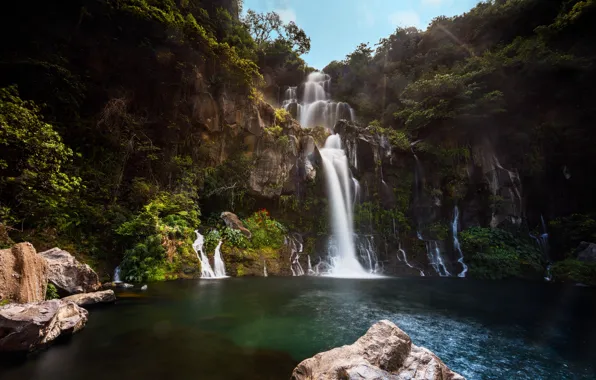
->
[263,261,268,277]
[192,231,227,279]
[452,206,469,278]
[320,135,372,278]
[307,256,315,275]
[113,266,122,283]
[283,72,355,130]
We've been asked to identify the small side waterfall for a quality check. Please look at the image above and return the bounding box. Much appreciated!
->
[213,240,227,278]
[425,240,451,277]
[113,266,122,283]
[287,234,305,276]
[307,256,315,275]
[452,206,469,278]
[530,215,551,281]
[397,247,425,276]
[320,135,372,278]
[192,231,227,279]
[283,72,355,130]
[263,261,268,277]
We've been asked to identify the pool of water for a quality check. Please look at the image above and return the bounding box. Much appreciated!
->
[1,277,595,379]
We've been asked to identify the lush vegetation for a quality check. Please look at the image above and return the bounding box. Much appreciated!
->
[459,227,544,279]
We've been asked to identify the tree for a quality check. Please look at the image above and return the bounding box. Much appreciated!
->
[243,10,311,55]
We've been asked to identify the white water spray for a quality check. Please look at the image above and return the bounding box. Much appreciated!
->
[113,266,122,283]
[452,206,469,278]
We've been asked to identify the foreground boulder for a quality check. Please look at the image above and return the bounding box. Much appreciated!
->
[0,300,88,352]
[221,212,252,238]
[62,290,116,307]
[39,248,101,294]
[292,320,464,380]
[0,242,48,303]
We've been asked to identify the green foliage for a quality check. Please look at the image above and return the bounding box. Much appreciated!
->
[116,192,200,282]
[0,86,81,226]
[551,259,596,286]
[459,227,543,279]
[244,209,286,249]
[264,125,283,138]
[275,108,292,124]
[0,299,10,306]
[45,283,60,300]
[222,227,248,249]
[353,202,410,237]
[549,214,596,256]
[243,10,311,55]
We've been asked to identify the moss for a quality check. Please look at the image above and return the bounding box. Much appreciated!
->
[236,263,245,277]
[551,259,596,286]
[0,299,10,306]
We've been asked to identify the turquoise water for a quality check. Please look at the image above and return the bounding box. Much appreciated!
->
[1,277,595,379]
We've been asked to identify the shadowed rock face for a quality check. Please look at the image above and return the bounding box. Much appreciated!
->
[39,248,101,295]
[0,243,48,303]
[0,300,88,352]
[291,320,464,380]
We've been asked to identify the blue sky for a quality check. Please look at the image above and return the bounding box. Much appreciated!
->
[243,0,479,69]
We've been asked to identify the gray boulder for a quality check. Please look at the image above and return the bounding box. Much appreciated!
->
[291,320,464,380]
[0,300,88,352]
[575,242,596,262]
[39,248,101,294]
[62,290,116,307]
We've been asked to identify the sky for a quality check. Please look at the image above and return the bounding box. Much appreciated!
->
[243,0,479,70]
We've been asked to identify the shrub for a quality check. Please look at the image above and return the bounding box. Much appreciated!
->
[459,227,543,279]
[116,192,200,282]
[551,259,596,286]
[244,209,286,249]
[45,283,60,300]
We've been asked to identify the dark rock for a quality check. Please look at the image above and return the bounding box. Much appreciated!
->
[62,290,116,307]
[575,242,596,262]
[39,248,101,295]
[291,320,464,380]
[0,243,48,303]
[0,300,88,352]
[221,212,252,238]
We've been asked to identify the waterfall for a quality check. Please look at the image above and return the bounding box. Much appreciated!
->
[397,247,425,276]
[283,72,355,130]
[320,135,372,278]
[113,266,122,283]
[426,241,451,277]
[307,255,315,275]
[263,261,268,277]
[192,231,227,279]
[452,206,469,278]
[287,234,305,276]
[213,240,227,278]
[530,215,551,281]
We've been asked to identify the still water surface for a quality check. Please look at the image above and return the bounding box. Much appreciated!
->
[1,277,595,379]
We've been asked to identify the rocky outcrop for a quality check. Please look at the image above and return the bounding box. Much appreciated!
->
[0,242,48,303]
[0,300,88,352]
[62,290,116,307]
[221,212,252,238]
[39,248,101,295]
[575,242,596,262]
[291,320,464,380]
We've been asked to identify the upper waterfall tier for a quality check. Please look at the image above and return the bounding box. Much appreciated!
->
[283,72,355,130]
